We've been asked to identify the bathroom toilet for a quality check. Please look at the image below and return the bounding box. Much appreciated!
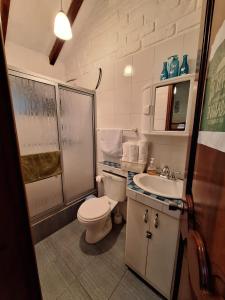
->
[77,171,126,244]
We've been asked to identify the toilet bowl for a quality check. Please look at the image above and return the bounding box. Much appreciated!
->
[77,171,126,244]
[77,196,117,244]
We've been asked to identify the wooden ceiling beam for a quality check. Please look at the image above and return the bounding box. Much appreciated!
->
[49,0,83,65]
[0,0,11,42]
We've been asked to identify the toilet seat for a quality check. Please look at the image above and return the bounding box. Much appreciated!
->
[78,197,111,222]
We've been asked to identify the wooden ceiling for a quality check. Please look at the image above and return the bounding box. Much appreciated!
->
[49,0,83,65]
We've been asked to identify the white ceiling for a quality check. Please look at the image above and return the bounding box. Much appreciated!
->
[6,0,96,61]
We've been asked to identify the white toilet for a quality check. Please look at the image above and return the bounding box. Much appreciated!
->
[77,171,126,244]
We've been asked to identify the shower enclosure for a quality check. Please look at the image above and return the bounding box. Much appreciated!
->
[8,67,96,225]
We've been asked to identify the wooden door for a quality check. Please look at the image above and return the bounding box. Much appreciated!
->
[178,1,225,299]
[125,198,149,276]
[146,209,180,299]
[0,20,42,299]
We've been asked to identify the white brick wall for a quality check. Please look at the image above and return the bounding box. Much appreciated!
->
[64,0,203,173]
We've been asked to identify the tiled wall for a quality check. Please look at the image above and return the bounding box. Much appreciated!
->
[64,0,203,173]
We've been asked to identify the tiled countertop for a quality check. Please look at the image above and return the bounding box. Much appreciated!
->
[127,171,183,219]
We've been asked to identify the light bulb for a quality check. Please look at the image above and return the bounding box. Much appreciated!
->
[54,11,72,40]
[123,65,134,77]
[174,86,177,95]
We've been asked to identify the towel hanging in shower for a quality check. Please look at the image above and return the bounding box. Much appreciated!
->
[21,151,62,184]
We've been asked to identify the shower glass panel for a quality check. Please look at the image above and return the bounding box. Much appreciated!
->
[9,75,63,218]
[59,87,95,203]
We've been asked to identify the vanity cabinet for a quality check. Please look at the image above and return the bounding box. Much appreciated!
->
[125,197,180,300]
[125,198,149,276]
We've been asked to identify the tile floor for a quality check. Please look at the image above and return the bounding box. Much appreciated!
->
[35,219,164,300]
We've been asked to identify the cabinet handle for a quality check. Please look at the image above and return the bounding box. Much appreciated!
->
[146,230,152,239]
[143,209,148,223]
[154,213,159,228]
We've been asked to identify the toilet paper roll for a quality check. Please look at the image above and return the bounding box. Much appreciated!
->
[96,175,104,183]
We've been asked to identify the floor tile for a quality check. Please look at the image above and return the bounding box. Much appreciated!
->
[110,270,163,300]
[56,290,74,300]
[78,253,126,300]
[57,279,91,300]
[48,222,100,277]
[96,223,126,264]
[37,257,75,300]
[35,239,76,300]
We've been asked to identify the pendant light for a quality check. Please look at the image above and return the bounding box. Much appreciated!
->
[54,0,72,40]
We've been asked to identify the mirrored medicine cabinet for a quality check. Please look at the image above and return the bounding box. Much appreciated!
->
[142,74,196,136]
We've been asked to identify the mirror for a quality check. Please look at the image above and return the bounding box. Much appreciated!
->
[153,80,190,131]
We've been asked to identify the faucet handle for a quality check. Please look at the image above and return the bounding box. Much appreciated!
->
[161,165,170,176]
[170,170,181,180]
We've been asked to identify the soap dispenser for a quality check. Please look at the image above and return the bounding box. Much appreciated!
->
[179,54,189,75]
[160,61,169,80]
[147,158,157,175]
[168,55,179,78]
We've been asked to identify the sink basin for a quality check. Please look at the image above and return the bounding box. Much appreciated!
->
[133,173,183,199]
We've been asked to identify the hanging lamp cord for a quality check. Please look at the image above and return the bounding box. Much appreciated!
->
[66,68,102,89]
[95,68,102,90]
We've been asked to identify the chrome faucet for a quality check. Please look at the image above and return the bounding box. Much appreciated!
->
[160,166,180,180]
[160,165,170,179]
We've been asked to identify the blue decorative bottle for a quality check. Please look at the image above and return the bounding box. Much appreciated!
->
[160,62,169,80]
[179,54,189,75]
[168,55,179,78]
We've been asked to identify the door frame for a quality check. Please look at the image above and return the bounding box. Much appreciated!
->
[0,23,42,299]
[186,0,215,193]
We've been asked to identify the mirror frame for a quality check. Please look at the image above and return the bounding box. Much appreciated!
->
[151,74,196,136]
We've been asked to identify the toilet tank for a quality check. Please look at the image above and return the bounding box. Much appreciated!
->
[102,171,126,202]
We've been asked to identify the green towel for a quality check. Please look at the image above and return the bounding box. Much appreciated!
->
[21,151,62,184]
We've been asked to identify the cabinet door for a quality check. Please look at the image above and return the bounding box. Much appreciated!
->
[125,198,150,276]
[146,209,179,299]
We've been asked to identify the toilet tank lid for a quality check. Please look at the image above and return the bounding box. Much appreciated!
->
[78,197,110,220]
[102,171,126,182]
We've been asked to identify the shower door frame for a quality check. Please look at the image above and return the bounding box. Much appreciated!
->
[57,83,97,204]
[8,65,97,222]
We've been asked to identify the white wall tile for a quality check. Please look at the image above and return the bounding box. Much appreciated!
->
[182,27,200,74]
[130,114,142,131]
[115,87,132,114]
[97,90,115,116]
[132,47,155,83]
[114,114,131,128]
[131,81,148,114]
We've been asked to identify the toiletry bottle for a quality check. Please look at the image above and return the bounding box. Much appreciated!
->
[147,158,157,175]
[179,54,189,75]
[160,61,168,80]
[168,55,179,78]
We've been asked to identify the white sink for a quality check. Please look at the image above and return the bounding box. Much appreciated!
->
[133,173,183,199]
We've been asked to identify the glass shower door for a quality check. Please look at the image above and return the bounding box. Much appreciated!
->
[9,74,63,219]
[59,87,95,203]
